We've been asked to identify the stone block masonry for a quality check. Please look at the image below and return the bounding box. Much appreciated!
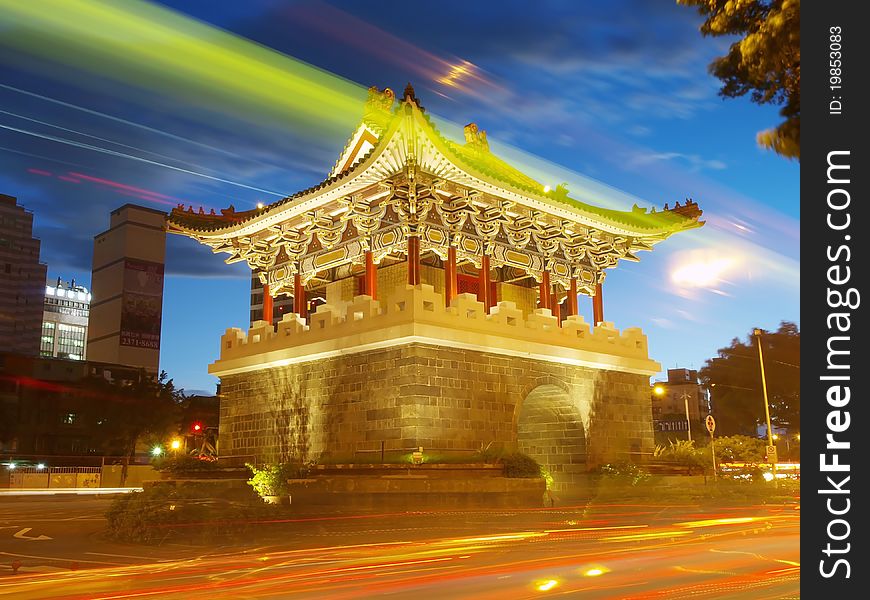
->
[215,283,658,491]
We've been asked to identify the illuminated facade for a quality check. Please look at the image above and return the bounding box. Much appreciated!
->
[41,278,91,361]
[168,86,703,487]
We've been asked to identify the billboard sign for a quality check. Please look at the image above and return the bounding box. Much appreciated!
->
[119,259,164,350]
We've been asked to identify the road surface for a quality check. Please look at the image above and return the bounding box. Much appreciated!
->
[0,496,799,599]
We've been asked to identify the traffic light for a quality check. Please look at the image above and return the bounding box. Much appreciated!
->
[192,422,203,433]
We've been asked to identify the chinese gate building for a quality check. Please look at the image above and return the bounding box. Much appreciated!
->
[168,85,702,490]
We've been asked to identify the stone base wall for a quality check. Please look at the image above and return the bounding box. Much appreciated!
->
[218,342,654,480]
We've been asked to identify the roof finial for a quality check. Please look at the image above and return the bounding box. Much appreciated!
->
[403,82,416,103]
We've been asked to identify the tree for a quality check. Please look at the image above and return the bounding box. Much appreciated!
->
[81,370,184,483]
[678,0,800,159]
[701,322,799,436]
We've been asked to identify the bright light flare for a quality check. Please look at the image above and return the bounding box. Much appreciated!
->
[535,579,559,591]
[151,446,163,456]
[653,385,665,396]
[583,567,609,577]
[763,471,775,482]
[170,440,181,450]
[37,463,46,470]
[671,253,737,289]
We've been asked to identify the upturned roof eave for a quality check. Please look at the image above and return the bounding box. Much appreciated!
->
[168,101,699,240]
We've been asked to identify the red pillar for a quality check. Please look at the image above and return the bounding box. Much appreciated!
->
[477,254,491,310]
[262,283,273,325]
[445,245,457,307]
[364,250,377,299]
[407,235,421,285]
[294,272,307,319]
[593,282,604,325]
[552,287,561,326]
[539,271,551,310]
[567,277,578,317]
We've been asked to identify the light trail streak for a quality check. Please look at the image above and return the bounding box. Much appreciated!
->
[603,530,691,542]
[0,0,366,131]
[0,123,287,197]
[0,108,216,171]
[675,517,760,528]
[67,172,195,208]
[0,516,798,600]
[0,83,254,162]
[0,144,101,171]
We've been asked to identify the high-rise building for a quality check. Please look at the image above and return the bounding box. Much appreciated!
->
[87,204,167,374]
[41,277,91,360]
[0,194,48,355]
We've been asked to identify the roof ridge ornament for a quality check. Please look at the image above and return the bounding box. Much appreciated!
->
[463,122,489,152]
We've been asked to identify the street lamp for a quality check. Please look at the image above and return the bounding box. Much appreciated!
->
[653,384,693,442]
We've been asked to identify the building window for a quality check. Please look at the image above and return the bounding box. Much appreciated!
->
[62,412,78,425]
[40,321,56,355]
[56,323,86,360]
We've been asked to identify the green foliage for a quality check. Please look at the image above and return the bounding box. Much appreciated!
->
[701,322,799,435]
[540,467,555,491]
[105,484,265,544]
[711,435,768,463]
[653,439,698,463]
[473,442,504,464]
[152,455,221,474]
[597,462,651,486]
[679,0,800,159]
[79,370,185,458]
[246,463,307,498]
[500,453,543,478]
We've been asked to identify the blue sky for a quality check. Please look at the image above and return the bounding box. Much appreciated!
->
[0,0,798,394]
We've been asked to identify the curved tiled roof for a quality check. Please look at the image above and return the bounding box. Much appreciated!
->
[167,89,702,236]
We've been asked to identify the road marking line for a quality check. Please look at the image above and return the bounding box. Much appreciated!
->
[13,527,52,541]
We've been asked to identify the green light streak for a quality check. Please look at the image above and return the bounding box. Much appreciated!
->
[0,0,366,133]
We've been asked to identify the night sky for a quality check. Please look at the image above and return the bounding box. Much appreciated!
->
[0,0,799,395]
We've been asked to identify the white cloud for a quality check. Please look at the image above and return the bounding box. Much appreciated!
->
[628,151,726,172]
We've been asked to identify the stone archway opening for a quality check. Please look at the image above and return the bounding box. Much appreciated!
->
[517,384,587,493]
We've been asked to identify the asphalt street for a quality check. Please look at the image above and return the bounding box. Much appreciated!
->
[0,495,800,599]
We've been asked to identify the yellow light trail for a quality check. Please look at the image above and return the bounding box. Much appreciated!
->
[0,0,366,133]
[604,530,691,542]
[676,517,760,529]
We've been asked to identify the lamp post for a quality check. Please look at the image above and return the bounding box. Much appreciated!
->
[681,392,692,443]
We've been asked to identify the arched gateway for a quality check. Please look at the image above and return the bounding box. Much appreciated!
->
[517,384,587,492]
[166,85,701,483]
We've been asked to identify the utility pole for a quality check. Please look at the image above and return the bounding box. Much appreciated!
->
[754,328,778,482]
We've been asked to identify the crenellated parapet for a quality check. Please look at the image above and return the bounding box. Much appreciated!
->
[213,283,659,377]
